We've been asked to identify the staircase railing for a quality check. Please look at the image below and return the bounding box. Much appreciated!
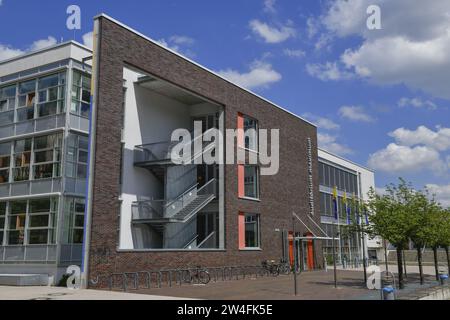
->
[198,231,216,249]
[131,201,164,221]
[131,178,217,221]
[134,128,217,164]
[183,235,199,249]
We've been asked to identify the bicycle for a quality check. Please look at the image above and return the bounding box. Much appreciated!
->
[181,266,211,285]
[261,260,280,277]
[278,261,292,275]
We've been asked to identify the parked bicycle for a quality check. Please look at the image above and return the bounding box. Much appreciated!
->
[261,260,281,277]
[181,266,211,284]
[278,259,292,275]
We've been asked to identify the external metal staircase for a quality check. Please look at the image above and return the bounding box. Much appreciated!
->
[131,128,218,249]
[131,178,216,224]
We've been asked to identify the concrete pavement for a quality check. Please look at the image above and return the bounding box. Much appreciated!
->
[0,285,191,300]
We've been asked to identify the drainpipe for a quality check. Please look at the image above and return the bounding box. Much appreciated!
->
[81,18,100,289]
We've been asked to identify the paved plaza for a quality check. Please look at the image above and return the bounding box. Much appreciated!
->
[0,265,447,300]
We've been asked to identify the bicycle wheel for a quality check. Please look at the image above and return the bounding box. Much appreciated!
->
[198,271,211,284]
[281,265,291,275]
[271,267,280,277]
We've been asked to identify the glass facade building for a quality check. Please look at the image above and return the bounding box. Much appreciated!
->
[318,154,368,265]
[0,42,92,280]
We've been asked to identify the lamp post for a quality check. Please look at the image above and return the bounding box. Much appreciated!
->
[292,215,298,296]
[332,221,338,289]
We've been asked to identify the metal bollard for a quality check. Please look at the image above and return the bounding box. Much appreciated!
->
[382,286,395,300]
[439,274,448,285]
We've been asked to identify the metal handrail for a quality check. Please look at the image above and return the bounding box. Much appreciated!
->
[198,231,216,248]
[134,128,216,164]
[183,235,199,249]
[164,182,199,208]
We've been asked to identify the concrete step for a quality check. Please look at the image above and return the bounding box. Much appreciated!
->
[0,274,50,286]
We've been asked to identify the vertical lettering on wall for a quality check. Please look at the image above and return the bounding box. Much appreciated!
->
[307,138,314,216]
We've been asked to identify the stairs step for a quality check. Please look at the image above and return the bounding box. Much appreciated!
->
[0,274,50,286]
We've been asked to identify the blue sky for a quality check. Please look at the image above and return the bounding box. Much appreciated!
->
[0,0,449,206]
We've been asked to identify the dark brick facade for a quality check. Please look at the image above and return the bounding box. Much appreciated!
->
[88,16,321,284]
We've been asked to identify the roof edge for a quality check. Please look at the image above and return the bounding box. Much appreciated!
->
[94,13,317,128]
[0,40,92,66]
[318,147,375,173]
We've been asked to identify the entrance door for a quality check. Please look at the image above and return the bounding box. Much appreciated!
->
[306,232,315,270]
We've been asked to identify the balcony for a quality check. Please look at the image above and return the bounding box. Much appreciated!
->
[0,113,66,140]
[134,128,217,167]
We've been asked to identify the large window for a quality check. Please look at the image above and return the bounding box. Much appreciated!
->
[27,198,57,244]
[71,71,91,118]
[17,80,36,122]
[33,134,62,180]
[7,200,27,245]
[10,134,62,182]
[5,198,58,245]
[244,165,259,199]
[0,85,16,126]
[243,115,258,151]
[65,134,88,179]
[244,213,260,248]
[1,71,66,126]
[62,198,85,244]
[13,138,31,182]
[0,85,16,112]
[0,142,11,184]
[0,202,6,245]
[37,72,66,117]
[318,162,359,195]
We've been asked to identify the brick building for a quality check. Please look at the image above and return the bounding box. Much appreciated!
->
[83,14,322,286]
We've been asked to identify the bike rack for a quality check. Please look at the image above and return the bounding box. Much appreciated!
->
[95,263,293,292]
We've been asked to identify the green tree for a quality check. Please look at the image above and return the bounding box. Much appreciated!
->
[427,206,450,280]
[440,209,450,274]
[409,189,440,285]
[367,179,415,289]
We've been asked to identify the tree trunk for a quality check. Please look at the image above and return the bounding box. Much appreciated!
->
[433,246,439,281]
[396,247,404,289]
[446,246,450,275]
[417,247,424,285]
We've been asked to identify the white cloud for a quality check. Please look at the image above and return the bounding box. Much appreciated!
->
[389,126,450,152]
[0,44,24,61]
[375,187,387,196]
[0,36,58,62]
[263,0,276,13]
[425,184,450,208]
[368,143,446,174]
[217,59,281,90]
[317,0,450,100]
[82,32,93,49]
[249,19,296,44]
[398,97,437,110]
[318,133,353,156]
[29,36,57,52]
[306,17,319,39]
[339,106,375,123]
[314,33,333,51]
[157,35,196,58]
[306,62,353,81]
[302,113,340,130]
[340,34,450,99]
[169,35,195,46]
[283,49,305,58]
